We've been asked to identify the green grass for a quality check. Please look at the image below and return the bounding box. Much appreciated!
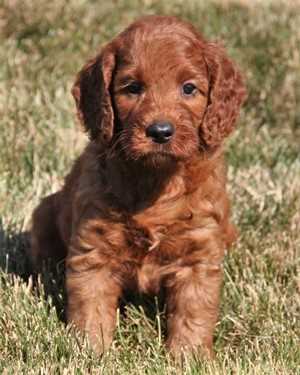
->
[0,0,299,373]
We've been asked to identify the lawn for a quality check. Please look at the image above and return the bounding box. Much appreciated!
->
[0,0,299,373]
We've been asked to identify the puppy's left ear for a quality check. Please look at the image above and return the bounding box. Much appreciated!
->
[201,43,247,148]
[72,44,116,143]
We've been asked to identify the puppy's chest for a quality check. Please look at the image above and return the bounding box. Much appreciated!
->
[124,221,155,254]
[123,207,191,256]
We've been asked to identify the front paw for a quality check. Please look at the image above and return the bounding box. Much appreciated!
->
[166,335,214,360]
[69,316,114,355]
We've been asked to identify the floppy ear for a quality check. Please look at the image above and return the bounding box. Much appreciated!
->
[201,43,247,148]
[72,45,116,143]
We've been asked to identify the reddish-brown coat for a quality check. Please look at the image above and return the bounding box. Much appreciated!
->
[30,15,246,357]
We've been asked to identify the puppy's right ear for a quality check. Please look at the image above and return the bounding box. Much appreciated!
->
[72,45,116,143]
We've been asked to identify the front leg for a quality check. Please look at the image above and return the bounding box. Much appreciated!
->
[66,252,122,354]
[165,261,222,358]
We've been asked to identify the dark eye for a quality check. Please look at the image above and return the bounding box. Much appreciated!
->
[182,82,197,96]
[125,81,143,95]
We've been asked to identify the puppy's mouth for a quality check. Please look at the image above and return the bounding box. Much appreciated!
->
[138,135,186,161]
[123,140,181,166]
[120,136,194,164]
[141,149,178,165]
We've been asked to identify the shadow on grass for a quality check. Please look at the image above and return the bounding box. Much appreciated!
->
[0,220,66,321]
[0,223,31,280]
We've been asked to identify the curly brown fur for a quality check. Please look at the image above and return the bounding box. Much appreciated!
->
[30,15,246,358]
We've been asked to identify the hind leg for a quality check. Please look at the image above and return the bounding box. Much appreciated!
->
[29,192,67,271]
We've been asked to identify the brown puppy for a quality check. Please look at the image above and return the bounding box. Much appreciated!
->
[30,15,246,358]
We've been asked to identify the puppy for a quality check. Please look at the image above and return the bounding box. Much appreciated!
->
[30,15,246,357]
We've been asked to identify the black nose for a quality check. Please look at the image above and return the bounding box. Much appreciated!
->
[145,122,175,144]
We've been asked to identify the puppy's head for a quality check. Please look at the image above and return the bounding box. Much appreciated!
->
[72,16,246,164]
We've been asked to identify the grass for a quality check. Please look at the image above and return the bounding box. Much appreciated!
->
[0,0,299,373]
